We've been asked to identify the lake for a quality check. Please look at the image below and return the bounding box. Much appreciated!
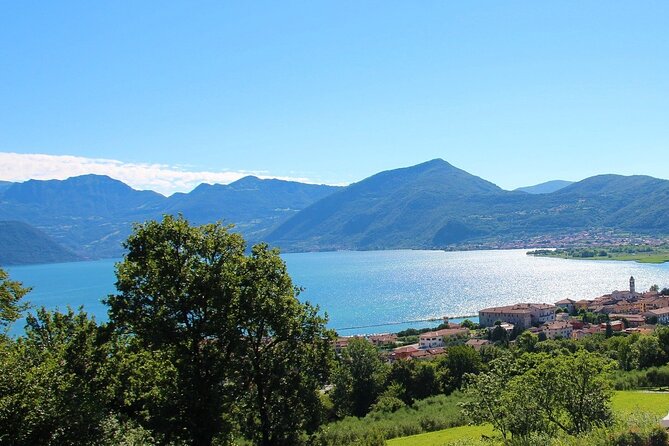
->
[7,249,669,336]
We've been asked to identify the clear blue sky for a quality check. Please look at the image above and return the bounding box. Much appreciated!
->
[1,1,668,193]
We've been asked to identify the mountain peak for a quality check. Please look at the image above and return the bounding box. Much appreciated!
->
[228,175,263,188]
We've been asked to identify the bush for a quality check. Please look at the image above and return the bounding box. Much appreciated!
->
[313,393,468,445]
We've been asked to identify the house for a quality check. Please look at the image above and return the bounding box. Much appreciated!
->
[367,334,398,347]
[541,321,573,339]
[574,299,592,311]
[555,298,576,313]
[465,339,491,351]
[478,303,556,329]
[334,336,357,352]
[609,313,646,328]
[600,320,624,332]
[569,319,585,329]
[390,344,446,361]
[487,322,515,334]
[391,344,420,361]
[648,307,669,325]
[418,327,469,349]
[571,329,588,340]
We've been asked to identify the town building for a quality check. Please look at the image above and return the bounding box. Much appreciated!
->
[478,303,556,329]
[418,327,469,349]
[555,298,576,313]
[465,339,491,350]
[541,321,573,339]
[609,313,646,328]
[600,320,624,332]
[648,307,669,325]
[367,334,398,347]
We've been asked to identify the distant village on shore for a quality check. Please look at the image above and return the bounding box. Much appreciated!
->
[336,276,669,361]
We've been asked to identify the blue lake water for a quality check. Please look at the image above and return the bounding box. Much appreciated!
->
[7,249,669,336]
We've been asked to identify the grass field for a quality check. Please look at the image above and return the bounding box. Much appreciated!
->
[529,249,669,264]
[388,391,669,446]
[387,424,494,446]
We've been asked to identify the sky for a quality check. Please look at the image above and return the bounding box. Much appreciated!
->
[1,1,668,195]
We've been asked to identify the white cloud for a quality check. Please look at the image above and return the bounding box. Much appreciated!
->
[0,152,317,195]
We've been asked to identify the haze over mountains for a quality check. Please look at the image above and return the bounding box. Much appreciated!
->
[2,159,668,265]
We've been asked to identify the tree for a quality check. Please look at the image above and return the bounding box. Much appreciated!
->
[439,345,482,392]
[461,357,520,441]
[631,336,664,369]
[386,359,439,403]
[533,351,614,435]
[0,308,111,445]
[237,243,334,446]
[0,268,30,334]
[516,331,538,353]
[460,319,477,330]
[651,284,660,293]
[490,325,509,345]
[107,215,333,445]
[331,337,388,417]
[462,351,614,441]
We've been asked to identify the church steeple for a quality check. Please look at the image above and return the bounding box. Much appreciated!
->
[630,276,635,294]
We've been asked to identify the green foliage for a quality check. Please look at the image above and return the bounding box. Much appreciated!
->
[314,393,469,445]
[332,338,389,418]
[237,243,335,445]
[0,307,110,445]
[106,215,334,445]
[462,351,615,441]
[386,360,440,404]
[631,336,664,369]
[460,319,478,330]
[0,268,30,334]
[438,345,483,393]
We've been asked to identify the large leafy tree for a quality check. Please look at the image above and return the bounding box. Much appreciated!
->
[0,308,110,446]
[438,345,482,392]
[331,337,389,417]
[462,351,614,441]
[238,243,334,446]
[107,215,247,445]
[107,215,333,445]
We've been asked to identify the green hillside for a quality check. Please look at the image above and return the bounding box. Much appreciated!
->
[0,221,81,265]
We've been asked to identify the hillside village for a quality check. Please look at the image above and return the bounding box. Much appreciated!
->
[336,276,669,360]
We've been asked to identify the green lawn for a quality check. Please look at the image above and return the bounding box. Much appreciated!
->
[611,390,669,417]
[388,391,669,446]
[387,424,495,446]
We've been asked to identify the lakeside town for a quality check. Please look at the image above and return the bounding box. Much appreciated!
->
[336,276,669,361]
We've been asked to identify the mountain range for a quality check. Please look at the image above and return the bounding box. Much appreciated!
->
[2,159,669,265]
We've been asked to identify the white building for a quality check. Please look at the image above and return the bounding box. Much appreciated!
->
[418,327,469,349]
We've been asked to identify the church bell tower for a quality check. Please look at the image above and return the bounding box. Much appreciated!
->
[630,276,635,294]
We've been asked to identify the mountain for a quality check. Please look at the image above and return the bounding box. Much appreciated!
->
[4,162,669,262]
[268,161,669,251]
[0,175,167,258]
[165,176,340,241]
[0,181,12,194]
[0,221,81,265]
[515,180,573,194]
[267,159,519,250]
[0,174,340,260]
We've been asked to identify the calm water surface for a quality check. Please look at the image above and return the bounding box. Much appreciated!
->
[8,249,669,335]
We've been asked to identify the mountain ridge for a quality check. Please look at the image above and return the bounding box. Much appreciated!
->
[3,161,669,263]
